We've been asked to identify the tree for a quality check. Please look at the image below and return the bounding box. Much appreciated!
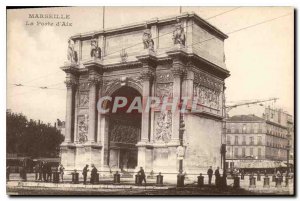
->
[6,111,64,158]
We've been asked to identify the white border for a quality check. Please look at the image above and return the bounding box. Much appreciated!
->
[1,0,298,200]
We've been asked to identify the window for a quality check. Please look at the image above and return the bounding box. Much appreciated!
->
[242,124,247,133]
[254,123,258,133]
[234,136,239,145]
[258,123,262,133]
[242,136,246,145]
[242,147,246,157]
[250,124,254,133]
[250,137,254,145]
[234,148,239,158]
[250,147,254,156]
[257,136,262,145]
[226,136,231,145]
[258,148,262,158]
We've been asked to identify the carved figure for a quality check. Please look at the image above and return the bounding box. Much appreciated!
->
[172,20,186,46]
[142,29,154,50]
[90,37,101,59]
[155,111,172,142]
[120,49,128,62]
[67,39,78,63]
[78,115,88,143]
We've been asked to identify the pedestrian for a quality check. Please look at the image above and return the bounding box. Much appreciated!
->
[59,164,65,182]
[34,163,39,181]
[82,164,89,184]
[6,166,10,182]
[38,162,43,181]
[47,163,52,182]
[138,167,146,185]
[90,164,98,184]
[42,162,47,182]
[207,166,213,185]
[276,170,282,182]
[214,167,220,187]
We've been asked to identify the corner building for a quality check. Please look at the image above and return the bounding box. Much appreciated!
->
[60,13,230,175]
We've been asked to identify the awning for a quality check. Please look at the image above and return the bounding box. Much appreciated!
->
[33,158,61,163]
[236,160,287,169]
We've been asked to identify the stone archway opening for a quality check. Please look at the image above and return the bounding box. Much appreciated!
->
[107,86,142,171]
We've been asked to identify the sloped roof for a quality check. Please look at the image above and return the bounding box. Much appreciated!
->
[227,114,265,122]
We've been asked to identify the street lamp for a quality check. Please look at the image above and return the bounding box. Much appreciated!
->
[221,118,227,187]
[286,128,291,176]
[179,113,185,173]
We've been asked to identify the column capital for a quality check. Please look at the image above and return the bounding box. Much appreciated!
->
[88,76,102,87]
[171,67,185,78]
[65,79,79,88]
[140,69,155,82]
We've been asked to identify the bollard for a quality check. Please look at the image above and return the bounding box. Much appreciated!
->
[275,177,282,188]
[135,174,141,186]
[263,175,270,188]
[197,173,204,187]
[233,176,240,188]
[272,175,276,182]
[95,173,100,184]
[257,173,261,181]
[222,175,227,188]
[177,172,185,187]
[249,176,256,188]
[285,177,289,187]
[156,172,163,186]
[52,171,60,183]
[71,171,79,184]
[6,172,9,182]
[113,171,121,184]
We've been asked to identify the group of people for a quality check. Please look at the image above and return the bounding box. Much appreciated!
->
[82,164,99,184]
[33,162,65,182]
[207,166,222,186]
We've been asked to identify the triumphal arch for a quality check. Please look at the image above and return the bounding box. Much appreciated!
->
[60,12,230,175]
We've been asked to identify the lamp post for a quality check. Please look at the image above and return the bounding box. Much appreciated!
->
[221,119,227,187]
[179,113,185,173]
[286,128,291,176]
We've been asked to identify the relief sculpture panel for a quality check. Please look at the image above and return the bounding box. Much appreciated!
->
[109,119,140,144]
[77,115,88,143]
[155,111,172,143]
[156,72,173,98]
[193,71,223,110]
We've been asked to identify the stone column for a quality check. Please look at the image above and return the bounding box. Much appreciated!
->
[140,70,153,142]
[64,75,77,143]
[87,75,99,143]
[136,53,157,170]
[170,67,183,144]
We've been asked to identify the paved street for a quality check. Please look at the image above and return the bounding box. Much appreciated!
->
[6,173,294,195]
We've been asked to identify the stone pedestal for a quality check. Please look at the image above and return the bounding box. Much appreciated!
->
[60,145,76,170]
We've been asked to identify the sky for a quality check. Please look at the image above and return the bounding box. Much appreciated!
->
[6,7,294,124]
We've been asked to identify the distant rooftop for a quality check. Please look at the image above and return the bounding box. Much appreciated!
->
[227,114,265,122]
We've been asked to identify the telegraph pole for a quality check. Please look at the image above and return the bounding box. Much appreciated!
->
[103,6,105,30]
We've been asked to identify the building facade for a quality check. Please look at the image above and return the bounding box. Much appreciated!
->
[60,12,230,174]
[225,113,290,169]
